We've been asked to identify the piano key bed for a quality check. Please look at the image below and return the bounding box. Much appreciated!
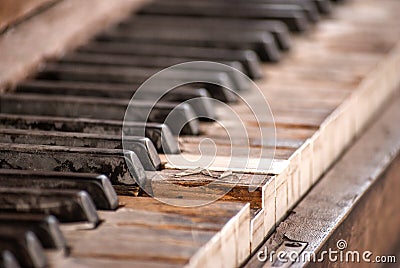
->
[0,0,400,267]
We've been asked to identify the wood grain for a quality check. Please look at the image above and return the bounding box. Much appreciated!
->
[245,92,400,268]
[0,0,56,32]
[54,197,250,268]
[0,0,148,92]
[156,0,400,252]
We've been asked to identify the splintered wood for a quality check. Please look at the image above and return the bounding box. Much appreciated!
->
[156,0,400,252]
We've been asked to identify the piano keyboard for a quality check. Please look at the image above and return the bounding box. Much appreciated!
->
[0,0,400,267]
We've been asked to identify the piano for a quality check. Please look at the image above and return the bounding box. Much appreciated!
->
[0,0,399,267]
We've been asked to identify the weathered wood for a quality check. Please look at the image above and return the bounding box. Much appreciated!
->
[0,0,148,92]
[0,0,56,32]
[150,169,271,209]
[244,92,400,268]
[54,197,250,268]
[156,0,400,252]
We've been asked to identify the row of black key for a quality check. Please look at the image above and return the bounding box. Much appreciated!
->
[1,0,344,266]
[0,169,118,268]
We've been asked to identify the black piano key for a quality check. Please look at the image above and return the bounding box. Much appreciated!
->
[123,66,238,102]
[0,250,20,268]
[148,70,238,103]
[0,214,66,250]
[60,52,244,73]
[138,2,309,32]
[158,88,216,120]
[38,62,236,91]
[124,15,291,50]
[132,102,198,136]
[173,61,251,92]
[0,169,119,210]
[0,93,199,135]
[130,86,218,119]
[41,62,239,102]
[0,143,145,186]
[0,187,99,225]
[16,79,140,98]
[0,114,179,154]
[313,0,332,14]
[36,63,238,103]
[153,0,320,23]
[263,0,320,22]
[79,42,263,79]
[218,0,331,15]
[37,63,158,84]
[122,137,160,171]
[232,0,320,22]
[0,128,161,171]
[59,52,249,90]
[15,80,217,119]
[57,53,249,90]
[0,230,46,268]
[97,27,281,62]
